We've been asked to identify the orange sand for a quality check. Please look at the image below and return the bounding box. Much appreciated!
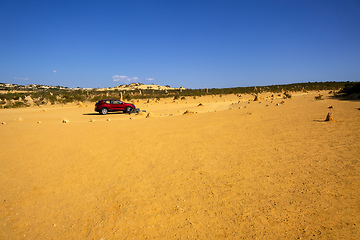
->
[0,91,359,239]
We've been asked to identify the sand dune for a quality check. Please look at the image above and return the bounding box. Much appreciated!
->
[0,91,359,239]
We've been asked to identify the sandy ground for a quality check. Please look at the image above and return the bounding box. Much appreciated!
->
[0,91,359,239]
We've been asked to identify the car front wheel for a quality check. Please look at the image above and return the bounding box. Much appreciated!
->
[100,108,108,115]
[126,106,133,114]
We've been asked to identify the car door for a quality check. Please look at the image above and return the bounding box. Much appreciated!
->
[111,100,125,110]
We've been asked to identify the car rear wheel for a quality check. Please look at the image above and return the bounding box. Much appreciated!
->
[100,108,108,115]
[126,106,133,114]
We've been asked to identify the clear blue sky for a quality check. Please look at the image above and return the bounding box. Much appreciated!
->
[1,0,359,89]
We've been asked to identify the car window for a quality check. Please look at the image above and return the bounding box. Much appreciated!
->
[113,100,122,104]
[105,100,110,104]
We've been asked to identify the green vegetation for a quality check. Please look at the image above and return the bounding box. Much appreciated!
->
[339,82,360,98]
[283,92,292,99]
[0,81,355,109]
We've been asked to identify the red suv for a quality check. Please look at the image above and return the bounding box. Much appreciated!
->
[95,100,136,115]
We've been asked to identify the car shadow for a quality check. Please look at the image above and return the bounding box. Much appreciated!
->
[83,112,130,116]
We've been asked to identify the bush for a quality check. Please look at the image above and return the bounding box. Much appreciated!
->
[124,94,132,101]
[284,92,292,99]
[340,82,360,95]
[11,101,25,108]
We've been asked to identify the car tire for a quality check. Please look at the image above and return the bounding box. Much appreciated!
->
[126,106,133,114]
[100,108,108,115]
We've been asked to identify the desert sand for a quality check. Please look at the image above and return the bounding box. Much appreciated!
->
[0,91,359,239]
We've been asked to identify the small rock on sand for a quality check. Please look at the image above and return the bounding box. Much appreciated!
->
[1,122,6,125]
[183,110,195,115]
[146,112,155,118]
[62,119,69,123]
[325,112,334,122]
[106,118,111,121]
[37,121,42,124]
[89,119,95,122]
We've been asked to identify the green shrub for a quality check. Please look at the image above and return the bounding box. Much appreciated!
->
[340,82,360,95]
[124,94,132,101]
[284,92,292,99]
[11,101,25,108]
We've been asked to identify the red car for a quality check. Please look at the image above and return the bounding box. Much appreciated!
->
[95,99,136,115]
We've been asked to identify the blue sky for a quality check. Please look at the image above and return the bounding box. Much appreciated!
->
[1,0,359,89]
